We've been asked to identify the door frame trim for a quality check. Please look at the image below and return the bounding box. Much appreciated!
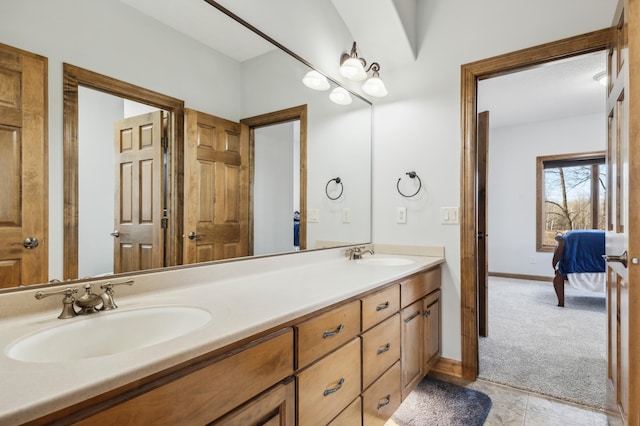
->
[62,64,185,280]
[240,105,308,254]
[459,28,613,379]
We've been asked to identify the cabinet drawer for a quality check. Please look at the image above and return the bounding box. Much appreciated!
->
[400,268,440,308]
[361,285,399,331]
[77,328,294,425]
[210,379,295,426]
[362,361,402,426]
[328,397,362,426]
[362,314,400,389]
[297,338,361,426]
[296,300,360,368]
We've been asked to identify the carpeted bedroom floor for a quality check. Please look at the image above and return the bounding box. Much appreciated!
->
[478,277,607,409]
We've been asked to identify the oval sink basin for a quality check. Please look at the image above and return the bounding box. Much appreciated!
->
[6,306,211,363]
[355,257,415,266]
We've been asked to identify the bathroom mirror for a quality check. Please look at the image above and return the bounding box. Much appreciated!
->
[0,0,371,289]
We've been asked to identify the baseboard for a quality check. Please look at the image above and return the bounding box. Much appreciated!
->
[489,272,554,282]
[431,357,463,378]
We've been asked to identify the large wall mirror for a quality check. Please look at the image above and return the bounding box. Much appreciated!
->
[1,0,372,289]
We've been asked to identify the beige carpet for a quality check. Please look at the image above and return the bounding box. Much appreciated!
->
[478,277,606,409]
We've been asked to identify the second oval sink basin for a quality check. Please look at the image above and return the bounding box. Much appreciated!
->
[355,257,415,266]
[6,306,212,363]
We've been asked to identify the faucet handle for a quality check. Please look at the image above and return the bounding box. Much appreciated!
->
[35,287,78,319]
[100,279,134,310]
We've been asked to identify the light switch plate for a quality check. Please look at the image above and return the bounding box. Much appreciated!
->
[342,208,351,223]
[308,209,319,223]
[397,207,407,224]
[441,207,459,224]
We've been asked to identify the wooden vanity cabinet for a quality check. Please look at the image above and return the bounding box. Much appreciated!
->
[399,267,442,399]
[74,328,294,426]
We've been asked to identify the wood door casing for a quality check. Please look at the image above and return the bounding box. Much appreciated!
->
[63,64,184,280]
[113,111,164,273]
[460,29,613,380]
[0,42,48,288]
[184,109,249,263]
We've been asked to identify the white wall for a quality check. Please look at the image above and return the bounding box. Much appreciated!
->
[254,123,296,255]
[487,114,606,277]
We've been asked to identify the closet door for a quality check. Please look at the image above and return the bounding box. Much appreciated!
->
[0,43,48,288]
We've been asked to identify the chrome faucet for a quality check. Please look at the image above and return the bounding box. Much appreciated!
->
[34,279,135,319]
[346,246,375,260]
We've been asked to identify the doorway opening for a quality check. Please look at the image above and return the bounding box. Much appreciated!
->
[459,28,612,383]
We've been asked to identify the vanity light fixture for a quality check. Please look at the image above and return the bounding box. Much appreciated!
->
[329,87,353,105]
[302,70,330,91]
[593,70,607,86]
[340,41,388,97]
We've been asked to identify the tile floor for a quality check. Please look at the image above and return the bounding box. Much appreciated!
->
[467,379,610,425]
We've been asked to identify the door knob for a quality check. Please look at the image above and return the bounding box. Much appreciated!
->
[23,237,39,249]
[603,251,627,268]
[110,230,120,238]
[188,231,199,240]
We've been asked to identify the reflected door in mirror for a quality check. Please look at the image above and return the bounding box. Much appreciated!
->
[184,109,249,263]
[113,111,165,273]
[0,43,48,288]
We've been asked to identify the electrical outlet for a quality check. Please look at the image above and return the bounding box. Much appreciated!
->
[308,209,319,223]
[397,207,407,224]
[342,208,350,223]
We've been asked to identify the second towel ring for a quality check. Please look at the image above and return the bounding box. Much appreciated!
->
[397,171,422,198]
[325,177,344,200]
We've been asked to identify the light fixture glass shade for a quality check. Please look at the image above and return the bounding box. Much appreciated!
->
[362,76,388,97]
[593,71,607,86]
[329,87,353,105]
[340,57,367,81]
[302,70,330,91]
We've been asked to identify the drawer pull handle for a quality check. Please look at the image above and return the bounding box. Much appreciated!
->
[376,301,390,311]
[323,378,345,396]
[377,343,391,355]
[424,309,431,317]
[377,394,392,409]
[322,323,344,339]
[404,311,420,323]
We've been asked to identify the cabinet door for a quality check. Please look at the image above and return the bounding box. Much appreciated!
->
[400,300,423,400]
[423,290,441,371]
[211,380,295,426]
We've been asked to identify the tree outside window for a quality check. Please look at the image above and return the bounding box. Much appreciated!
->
[536,152,606,251]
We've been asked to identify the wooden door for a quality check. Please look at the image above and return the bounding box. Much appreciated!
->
[605,1,639,423]
[0,43,47,288]
[184,109,249,263]
[423,290,441,371]
[113,111,164,273]
[400,300,423,400]
[477,111,489,337]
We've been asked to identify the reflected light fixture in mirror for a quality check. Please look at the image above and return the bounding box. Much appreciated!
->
[593,70,607,86]
[329,87,353,105]
[302,70,330,91]
[340,41,388,97]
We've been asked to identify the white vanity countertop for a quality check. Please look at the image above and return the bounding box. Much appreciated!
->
[0,248,444,425]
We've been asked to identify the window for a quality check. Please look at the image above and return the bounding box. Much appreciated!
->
[536,151,606,251]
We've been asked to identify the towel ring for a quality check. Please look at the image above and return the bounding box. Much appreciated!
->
[397,171,421,198]
[325,177,344,200]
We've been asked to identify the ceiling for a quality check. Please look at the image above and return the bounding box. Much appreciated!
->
[478,51,607,129]
[120,0,607,129]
